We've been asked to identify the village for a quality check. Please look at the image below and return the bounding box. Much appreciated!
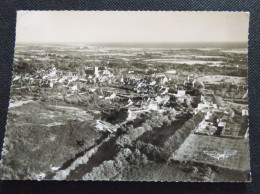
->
[11,56,249,140]
[1,44,250,181]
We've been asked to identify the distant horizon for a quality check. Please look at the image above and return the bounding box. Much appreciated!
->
[16,41,248,49]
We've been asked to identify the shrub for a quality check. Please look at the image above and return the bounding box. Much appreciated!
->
[83,148,132,180]
[161,112,205,159]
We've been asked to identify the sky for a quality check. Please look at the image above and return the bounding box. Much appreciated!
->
[16,11,249,44]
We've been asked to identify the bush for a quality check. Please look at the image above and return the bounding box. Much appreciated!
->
[134,112,205,161]
[161,112,205,159]
[127,149,148,167]
[116,120,152,147]
[83,148,132,180]
[136,141,163,161]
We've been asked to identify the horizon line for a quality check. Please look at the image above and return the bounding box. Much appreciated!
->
[15,41,248,49]
[16,41,248,44]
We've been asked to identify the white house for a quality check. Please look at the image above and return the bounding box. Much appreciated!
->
[166,70,176,74]
[218,121,226,129]
[148,100,158,110]
[156,75,168,85]
[95,66,99,77]
[162,76,168,84]
[49,81,54,88]
[48,65,57,77]
[242,109,249,116]
[177,97,185,104]
[205,111,213,120]
[177,90,186,96]
[212,104,218,109]
[197,103,208,110]
[71,85,78,91]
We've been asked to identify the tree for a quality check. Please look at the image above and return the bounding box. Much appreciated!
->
[15,60,35,74]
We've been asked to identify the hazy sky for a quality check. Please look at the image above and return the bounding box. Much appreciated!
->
[16,11,249,44]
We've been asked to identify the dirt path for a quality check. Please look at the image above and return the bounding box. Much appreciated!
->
[9,100,33,108]
[64,115,147,180]
[66,135,119,180]
[44,134,107,180]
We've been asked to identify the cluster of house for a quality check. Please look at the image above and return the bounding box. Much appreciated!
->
[13,65,117,92]
[193,94,248,138]
[194,109,225,136]
[84,66,118,85]
[13,65,81,88]
[122,69,200,94]
[12,63,249,139]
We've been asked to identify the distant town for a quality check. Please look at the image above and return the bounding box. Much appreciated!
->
[1,44,250,181]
